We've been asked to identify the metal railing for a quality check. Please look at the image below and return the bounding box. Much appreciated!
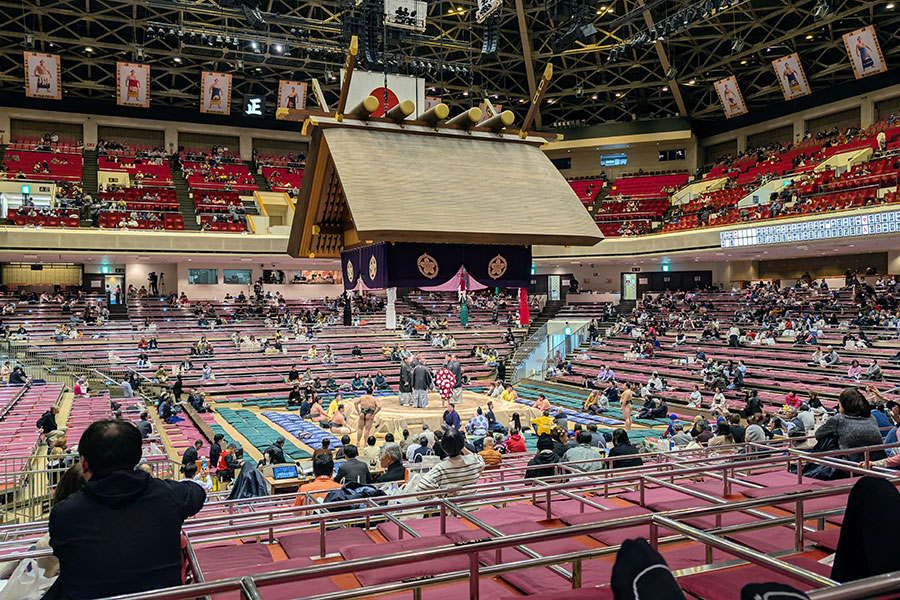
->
[541,321,591,380]
[507,323,549,384]
[3,439,898,596]
[46,465,899,600]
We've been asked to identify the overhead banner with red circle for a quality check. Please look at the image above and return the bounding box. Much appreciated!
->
[340,70,426,118]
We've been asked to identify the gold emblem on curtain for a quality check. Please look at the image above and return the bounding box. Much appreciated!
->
[417,253,439,279]
[488,254,508,279]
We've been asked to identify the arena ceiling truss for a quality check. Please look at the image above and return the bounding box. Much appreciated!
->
[0,0,897,129]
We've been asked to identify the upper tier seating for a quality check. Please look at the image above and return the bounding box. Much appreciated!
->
[2,150,83,182]
[7,207,80,228]
[608,172,689,198]
[98,156,173,185]
[7,136,82,153]
[184,162,256,192]
[261,167,303,191]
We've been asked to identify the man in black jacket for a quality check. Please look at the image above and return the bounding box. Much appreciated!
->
[266,437,287,464]
[374,443,406,483]
[334,444,372,484]
[411,359,432,409]
[524,435,561,479]
[48,419,206,599]
[398,356,413,407]
[182,439,203,469]
[37,406,61,436]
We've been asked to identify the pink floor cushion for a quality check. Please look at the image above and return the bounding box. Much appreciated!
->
[774,493,849,516]
[562,506,666,546]
[644,497,715,512]
[677,555,833,597]
[742,484,822,499]
[193,543,274,573]
[278,527,375,559]
[376,516,471,541]
[806,528,841,552]
[533,497,622,519]
[657,543,737,570]
[725,526,800,553]
[340,534,475,586]
[374,578,512,600]
[501,557,615,595]
[500,585,614,600]
[471,502,550,525]
[205,557,341,600]
[445,522,588,567]
[561,505,652,527]
[740,470,812,487]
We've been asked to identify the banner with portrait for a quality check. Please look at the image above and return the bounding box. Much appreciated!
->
[200,71,232,114]
[771,53,810,101]
[713,76,748,119]
[24,52,61,100]
[117,62,150,108]
[277,81,307,110]
[842,26,887,79]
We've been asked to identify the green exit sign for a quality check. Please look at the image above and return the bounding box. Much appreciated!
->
[21,185,30,195]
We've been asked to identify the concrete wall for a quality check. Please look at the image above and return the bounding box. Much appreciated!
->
[533,260,746,293]
[545,136,698,180]
[0,106,310,162]
[173,262,343,300]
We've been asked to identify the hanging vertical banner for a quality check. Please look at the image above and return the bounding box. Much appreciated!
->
[383,0,427,31]
[277,80,307,110]
[842,25,887,79]
[771,53,810,101]
[23,52,61,100]
[341,70,426,117]
[713,76,748,119]
[116,62,150,108]
[200,71,232,114]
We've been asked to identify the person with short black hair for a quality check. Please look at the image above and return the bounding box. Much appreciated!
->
[136,412,152,439]
[563,429,606,471]
[363,435,380,459]
[182,439,203,468]
[294,454,341,506]
[47,419,206,599]
[334,444,372,484]
[524,434,561,478]
[266,437,286,464]
[413,428,484,493]
[313,437,332,458]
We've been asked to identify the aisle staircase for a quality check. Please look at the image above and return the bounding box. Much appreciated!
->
[171,156,199,231]
[82,149,99,197]
[248,161,270,192]
[524,300,564,337]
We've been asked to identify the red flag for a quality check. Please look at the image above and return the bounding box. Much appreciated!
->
[519,287,530,326]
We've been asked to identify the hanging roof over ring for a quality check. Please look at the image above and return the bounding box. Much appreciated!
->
[286,114,604,258]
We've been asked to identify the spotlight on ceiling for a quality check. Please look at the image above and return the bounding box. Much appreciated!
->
[812,0,830,20]
[273,43,283,53]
